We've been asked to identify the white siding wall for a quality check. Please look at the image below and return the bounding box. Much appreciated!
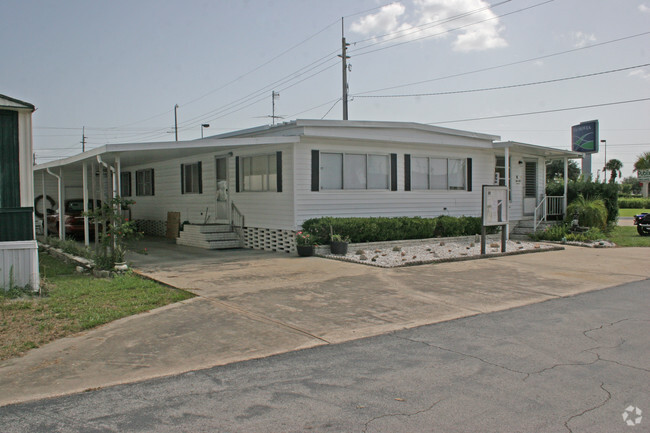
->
[126,151,218,224]
[230,143,295,230]
[294,139,496,227]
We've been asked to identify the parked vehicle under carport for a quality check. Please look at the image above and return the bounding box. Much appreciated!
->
[47,199,101,238]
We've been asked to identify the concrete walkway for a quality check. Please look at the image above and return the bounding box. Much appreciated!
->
[1,242,648,407]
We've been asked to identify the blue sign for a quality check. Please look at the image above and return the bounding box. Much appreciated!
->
[572,120,599,153]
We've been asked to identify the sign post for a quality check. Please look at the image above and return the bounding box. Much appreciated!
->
[481,185,509,254]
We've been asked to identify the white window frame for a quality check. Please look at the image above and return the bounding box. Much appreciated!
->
[136,169,154,196]
[182,162,201,194]
[411,156,467,191]
[241,154,277,192]
[320,152,390,191]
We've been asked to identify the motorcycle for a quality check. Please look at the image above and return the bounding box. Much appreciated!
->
[633,212,650,236]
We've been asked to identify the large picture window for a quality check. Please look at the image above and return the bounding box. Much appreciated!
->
[136,169,154,196]
[410,157,466,191]
[241,154,277,192]
[321,152,390,190]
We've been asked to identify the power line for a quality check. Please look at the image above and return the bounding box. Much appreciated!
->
[355,30,650,96]
[350,0,512,46]
[428,97,650,125]
[350,0,553,57]
[353,63,650,98]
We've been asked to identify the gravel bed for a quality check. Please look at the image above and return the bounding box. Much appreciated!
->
[320,240,561,268]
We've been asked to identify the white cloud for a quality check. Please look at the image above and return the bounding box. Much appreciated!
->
[350,0,507,52]
[639,3,650,13]
[630,68,650,81]
[570,31,596,48]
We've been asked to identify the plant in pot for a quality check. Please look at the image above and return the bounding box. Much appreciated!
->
[330,233,350,255]
[295,231,317,257]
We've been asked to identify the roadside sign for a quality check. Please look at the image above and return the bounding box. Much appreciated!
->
[637,169,650,181]
[571,120,599,153]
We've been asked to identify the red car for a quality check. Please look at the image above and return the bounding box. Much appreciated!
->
[46,199,101,237]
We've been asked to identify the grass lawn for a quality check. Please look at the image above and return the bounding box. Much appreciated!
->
[0,252,194,361]
[607,226,650,247]
[619,208,649,217]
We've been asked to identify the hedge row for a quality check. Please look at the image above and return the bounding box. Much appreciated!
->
[618,197,650,209]
[300,216,499,244]
[547,179,618,224]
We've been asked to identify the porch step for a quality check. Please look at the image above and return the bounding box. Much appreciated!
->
[176,224,243,250]
[511,219,555,236]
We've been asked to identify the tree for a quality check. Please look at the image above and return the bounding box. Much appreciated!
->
[546,159,580,182]
[605,159,623,183]
[621,176,641,195]
[633,151,650,198]
[633,151,650,172]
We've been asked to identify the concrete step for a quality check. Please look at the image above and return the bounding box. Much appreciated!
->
[176,223,242,249]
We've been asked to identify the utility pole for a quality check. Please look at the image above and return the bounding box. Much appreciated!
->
[601,139,607,182]
[81,126,87,152]
[174,104,179,141]
[338,17,350,120]
[272,91,280,125]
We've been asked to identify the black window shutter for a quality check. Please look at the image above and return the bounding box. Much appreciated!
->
[180,164,185,194]
[311,150,319,191]
[151,169,155,195]
[235,156,240,192]
[276,151,282,192]
[404,154,411,191]
[198,161,203,193]
[390,153,397,191]
[466,158,472,192]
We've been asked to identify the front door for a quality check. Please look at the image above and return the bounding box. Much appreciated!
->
[523,160,537,215]
[215,156,230,223]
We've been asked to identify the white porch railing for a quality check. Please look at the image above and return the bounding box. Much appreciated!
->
[533,196,564,232]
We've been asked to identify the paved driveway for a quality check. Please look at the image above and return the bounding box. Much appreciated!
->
[1,240,649,406]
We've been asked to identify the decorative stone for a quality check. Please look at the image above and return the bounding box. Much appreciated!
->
[439,242,445,246]
[490,243,499,248]
[359,255,368,260]
[392,246,401,252]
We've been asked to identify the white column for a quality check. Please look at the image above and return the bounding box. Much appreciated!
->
[83,162,89,247]
[116,156,121,198]
[42,171,47,238]
[59,168,64,240]
[563,157,568,217]
[504,147,510,241]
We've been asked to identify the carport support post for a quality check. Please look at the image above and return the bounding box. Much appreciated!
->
[563,157,568,218]
[83,162,89,247]
[59,168,65,241]
[91,162,98,247]
[42,171,48,238]
[504,146,510,241]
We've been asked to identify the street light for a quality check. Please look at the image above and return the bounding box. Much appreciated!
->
[601,139,607,182]
[201,123,210,139]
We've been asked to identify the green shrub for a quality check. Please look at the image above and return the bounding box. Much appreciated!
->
[547,177,618,223]
[301,216,495,244]
[618,197,650,209]
[529,224,569,241]
[565,195,608,230]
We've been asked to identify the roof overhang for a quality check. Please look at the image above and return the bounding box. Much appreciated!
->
[493,141,582,160]
[0,94,35,112]
[34,136,300,172]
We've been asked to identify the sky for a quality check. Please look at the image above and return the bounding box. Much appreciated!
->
[2,0,649,180]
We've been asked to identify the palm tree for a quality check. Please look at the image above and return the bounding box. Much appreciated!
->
[633,151,650,172]
[605,159,623,183]
[634,152,650,197]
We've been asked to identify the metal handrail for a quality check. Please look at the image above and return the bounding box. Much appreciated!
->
[231,202,245,246]
[533,196,564,232]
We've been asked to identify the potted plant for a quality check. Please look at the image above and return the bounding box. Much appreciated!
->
[295,231,317,257]
[330,233,350,255]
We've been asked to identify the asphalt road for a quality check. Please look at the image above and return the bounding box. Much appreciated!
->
[1,279,648,433]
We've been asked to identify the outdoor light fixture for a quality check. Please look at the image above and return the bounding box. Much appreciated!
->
[201,123,210,139]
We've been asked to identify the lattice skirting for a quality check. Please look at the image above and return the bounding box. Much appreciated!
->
[244,227,295,253]
[135,220,166,237]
